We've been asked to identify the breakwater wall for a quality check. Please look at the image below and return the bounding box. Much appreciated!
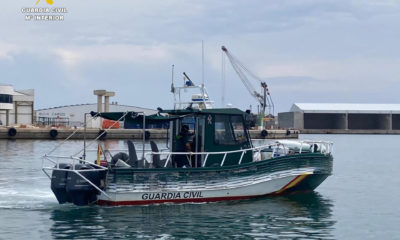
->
[0,128,298,140]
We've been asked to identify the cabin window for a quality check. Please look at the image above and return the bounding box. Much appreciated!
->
[214,115,236,145]
[230,116,248,144]
[181,117,195,131]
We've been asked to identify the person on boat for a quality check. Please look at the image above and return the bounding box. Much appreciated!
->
[173,125,192,168]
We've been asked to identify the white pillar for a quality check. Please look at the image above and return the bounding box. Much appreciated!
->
[97,95,103,112]
[6,109,9,126]
[104,96,110,112]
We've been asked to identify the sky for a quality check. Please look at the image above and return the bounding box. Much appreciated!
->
[1,0,400,113]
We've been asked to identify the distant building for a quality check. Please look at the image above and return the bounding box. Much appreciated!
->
[35,103,157,127]
[0,84,34,126]
[278,103,400,131]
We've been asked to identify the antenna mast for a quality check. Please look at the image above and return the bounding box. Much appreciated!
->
[201,41,206,102]
[202,40,205,86]
[221,50,226,107]
[171,64,176,109]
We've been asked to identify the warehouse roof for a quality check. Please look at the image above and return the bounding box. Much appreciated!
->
[36,103,156,112]
[290,103,400,114]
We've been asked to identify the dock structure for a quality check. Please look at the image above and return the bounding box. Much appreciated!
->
[279,103,400,134]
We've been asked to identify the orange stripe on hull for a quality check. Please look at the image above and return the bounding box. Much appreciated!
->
[274,173,311,194]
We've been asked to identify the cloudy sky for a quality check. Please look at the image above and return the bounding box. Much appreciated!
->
[1,0,400,113]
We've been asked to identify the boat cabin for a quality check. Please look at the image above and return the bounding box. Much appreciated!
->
[95,108,254,168]
[163,108,253,167]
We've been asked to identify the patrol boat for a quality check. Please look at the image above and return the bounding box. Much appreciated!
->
[42,107,333,206]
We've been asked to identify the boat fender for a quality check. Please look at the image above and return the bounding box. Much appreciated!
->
[8,127,17,137]
[261,129,268,137]
[98,130,107,140]
[49,129,58,139]
[286,129,290,136]
[145,130,151,140]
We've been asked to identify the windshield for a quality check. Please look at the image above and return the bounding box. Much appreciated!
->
[214,115,248,145]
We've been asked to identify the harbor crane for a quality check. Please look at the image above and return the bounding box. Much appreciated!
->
[221,46,274,117]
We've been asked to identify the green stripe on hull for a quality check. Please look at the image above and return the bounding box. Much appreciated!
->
[106,154,333,192]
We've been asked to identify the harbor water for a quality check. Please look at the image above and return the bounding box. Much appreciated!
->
[0,135,399,239]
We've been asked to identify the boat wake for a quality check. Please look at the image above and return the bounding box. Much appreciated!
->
[0,184,57,210]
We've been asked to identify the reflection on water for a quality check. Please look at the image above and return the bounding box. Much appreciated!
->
[49,192,335,239]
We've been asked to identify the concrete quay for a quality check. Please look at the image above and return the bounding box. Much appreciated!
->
[300,129,400,134]
[250,129,299,139]
[0,128,298,140]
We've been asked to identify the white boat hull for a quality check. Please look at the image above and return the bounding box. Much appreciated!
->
[97,169,315,206]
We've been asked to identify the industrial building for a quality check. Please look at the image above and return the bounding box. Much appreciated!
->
[0,84,34,126]
[278,103,400,133]
[36,103,157,127]
[36,89,158,128]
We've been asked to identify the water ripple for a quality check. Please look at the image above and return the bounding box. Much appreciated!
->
[43,193,335,240]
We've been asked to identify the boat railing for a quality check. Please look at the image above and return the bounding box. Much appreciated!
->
[85,148,169,153]
[144,140,333,167]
